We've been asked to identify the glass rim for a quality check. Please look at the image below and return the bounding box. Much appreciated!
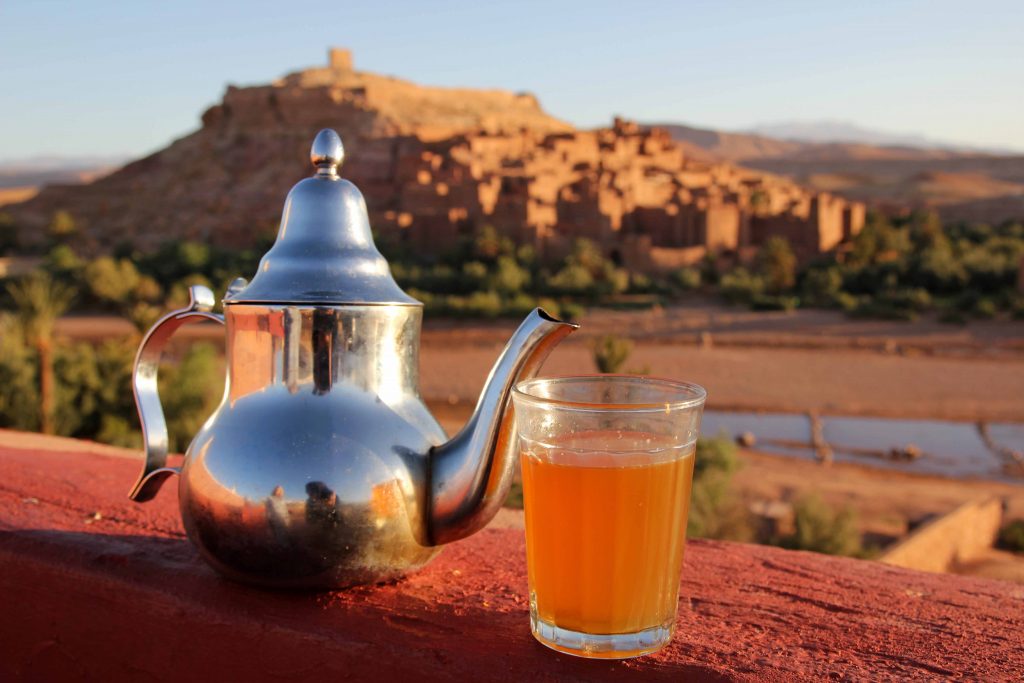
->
[512,374,707,414]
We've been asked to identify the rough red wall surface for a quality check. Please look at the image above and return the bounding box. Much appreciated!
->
[1,436,1022,682]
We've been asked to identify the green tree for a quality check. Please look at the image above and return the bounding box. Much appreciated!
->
[490,255,530,294]
[5,272,75,434]
[84,256,142,304]
[53,341,102,437]
[0,314,39,430]
[911,241,967,293]
[800,266,843,307]
[568,238,605,271]
[671,267,701,292]
[158,343,224,452]
[592,334,633,373]
[719,267,764,305]
[908,211,944,250]
[756,236,797,294]
[549,263,594,294]
[853,213,911,265]
[780,494,862,556]
[472,225,514,262]
[45,244,84,280]
[49,210,77,238]
[460,261,488,290]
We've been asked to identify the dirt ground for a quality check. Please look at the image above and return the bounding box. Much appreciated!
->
[51,305,1024,582]
[422,340,1024,422]
[53,304,1024,426]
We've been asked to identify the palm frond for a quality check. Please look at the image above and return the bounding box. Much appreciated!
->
[5,272,76,342]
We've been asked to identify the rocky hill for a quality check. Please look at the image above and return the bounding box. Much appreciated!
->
[6,49,864,271]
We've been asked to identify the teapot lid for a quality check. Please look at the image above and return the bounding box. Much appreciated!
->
[225,129,419,306]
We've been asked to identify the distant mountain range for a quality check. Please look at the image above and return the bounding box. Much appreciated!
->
[650,121,1024,224]
[0,155,125,189]
[748,121,1018,155]
[650,122,986,162]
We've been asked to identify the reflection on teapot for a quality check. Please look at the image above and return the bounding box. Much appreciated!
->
[128,130,577,589]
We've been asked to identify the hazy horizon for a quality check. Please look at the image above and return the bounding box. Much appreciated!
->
[1,0,1022,161]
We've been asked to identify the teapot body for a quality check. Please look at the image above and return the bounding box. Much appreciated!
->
[128,129,579,589]
[179,303,445,588]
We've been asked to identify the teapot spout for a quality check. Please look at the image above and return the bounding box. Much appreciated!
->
[428,308,577,545]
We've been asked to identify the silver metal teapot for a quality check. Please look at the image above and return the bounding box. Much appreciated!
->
[129,129,576,589]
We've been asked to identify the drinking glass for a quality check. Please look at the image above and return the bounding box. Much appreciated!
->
[511,374,706,659]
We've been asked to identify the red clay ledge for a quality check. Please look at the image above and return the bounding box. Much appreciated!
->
[1,434,1022,681]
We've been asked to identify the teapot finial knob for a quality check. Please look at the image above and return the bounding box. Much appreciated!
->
[310,129,344,177]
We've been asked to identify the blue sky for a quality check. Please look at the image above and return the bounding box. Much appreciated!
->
[1,0,1022,160]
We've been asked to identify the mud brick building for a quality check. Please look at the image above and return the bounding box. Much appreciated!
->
[8,50,864,271]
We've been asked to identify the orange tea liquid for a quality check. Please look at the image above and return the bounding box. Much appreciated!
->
[521,432,695,636]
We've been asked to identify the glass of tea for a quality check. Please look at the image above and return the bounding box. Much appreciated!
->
[511,374,706,659]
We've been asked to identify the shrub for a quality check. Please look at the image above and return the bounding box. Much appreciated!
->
[84,257,141,305]
[449,290,502,318]
[996,520,1024,553]
[954,289,983,313]
[848,288,931,320]
[800,266,843,307]
[592,335,632,373]
[159,342,224,452]
[849,299,917,321]
[719,268,764,305]
[459,261,488,290]
[972,297,997,319]
[750,294,799,312]
[693,434,741,480]
[503,292,538,318]
[670,267,701,292]
[834,292,861,313]
[489,255,530,294]
[45,244,84,281]
[756,236,797,294]
[938,309,968,325]
[558,301,585,321]
[49,210,77,238]
[548,263,594,295]
[885,288,932,312]
[778,494,862,557]
[962,242,1020,292]
[628,272,653,293]
[53,342,103,437]
[1012,296,1024,320]
[910,243,968,293]
[0,315,39,431]
[687,436,753,541]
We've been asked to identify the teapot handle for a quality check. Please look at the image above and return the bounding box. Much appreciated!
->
[128,285,224,502]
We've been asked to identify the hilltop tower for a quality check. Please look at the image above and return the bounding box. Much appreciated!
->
[329,47,353,73]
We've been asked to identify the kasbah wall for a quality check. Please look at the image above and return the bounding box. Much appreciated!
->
[360,118,865,272]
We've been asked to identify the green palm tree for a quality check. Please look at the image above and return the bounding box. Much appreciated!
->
[6,272,75,434]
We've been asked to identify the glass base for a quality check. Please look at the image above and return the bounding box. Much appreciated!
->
[530,610,674,659]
